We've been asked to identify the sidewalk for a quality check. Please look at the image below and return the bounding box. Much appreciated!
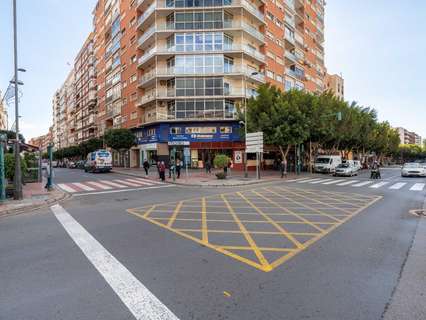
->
[0,179,67,217]
[112,167,308,186]
[383,198,426,319]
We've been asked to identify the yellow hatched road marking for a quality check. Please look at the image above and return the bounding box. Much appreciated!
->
[175,228,318,236]
[237,191,305,249]
[252,190,327,233]
[221,194,271,271]
[167,201,183,227]
[266,187,345,221]
[143,205,157,218]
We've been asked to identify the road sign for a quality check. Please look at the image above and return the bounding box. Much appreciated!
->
[245,131,263,153]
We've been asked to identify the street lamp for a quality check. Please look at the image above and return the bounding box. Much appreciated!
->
[243,71,259,178]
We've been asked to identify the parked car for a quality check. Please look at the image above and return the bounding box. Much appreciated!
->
[335,163,357,177]
[401,163,426,177]
[314,155,342,173]
[84,150,112,173]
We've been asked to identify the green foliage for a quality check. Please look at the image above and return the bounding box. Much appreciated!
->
[213,154,230,169]
[242,84,401,160]
[52,138,104,160]
[79,138,104,158]
[0,130,25,143]
[4,153,27,182]
[104,129,136,152]
[396,144,426,162]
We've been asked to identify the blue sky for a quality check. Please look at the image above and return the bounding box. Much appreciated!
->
[1,0,425,140]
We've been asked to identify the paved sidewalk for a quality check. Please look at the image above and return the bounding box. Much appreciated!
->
[383,198,426,320]
[112,167,308,186]
[0,180,67,217]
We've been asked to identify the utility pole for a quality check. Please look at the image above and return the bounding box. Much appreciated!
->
[12,0,22,200]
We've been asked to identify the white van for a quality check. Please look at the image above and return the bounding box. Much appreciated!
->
[314,155,342,173]
[84,150,112,173]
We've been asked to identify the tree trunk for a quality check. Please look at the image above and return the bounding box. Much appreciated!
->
[279,145,291,173]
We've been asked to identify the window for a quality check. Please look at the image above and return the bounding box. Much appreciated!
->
[172,32,225,52]
[170,127,182,134]
[130,17,136,27]
[175,77,223,96]
[220,127,232,133]
[174,11,224,30]
[147,128,156,136]
[130,74,137,83]
[167,99,233,119]
[130,111,137,120]
[130,92,137,101]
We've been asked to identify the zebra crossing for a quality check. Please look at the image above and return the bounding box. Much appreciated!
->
[287,177,425,192]
[57,177,168,194]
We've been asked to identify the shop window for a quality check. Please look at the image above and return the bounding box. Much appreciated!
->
[170,127,182,134]
[220,127,232,133]
[147,128,156,136]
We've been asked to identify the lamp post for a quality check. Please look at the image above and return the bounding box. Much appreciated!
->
[243,71,259,178]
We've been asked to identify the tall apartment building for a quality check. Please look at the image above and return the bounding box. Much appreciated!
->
[265,0,325,93]
[52,70,74,149]
[396,127,422,146]
[0,90,7,130]
[74,33,98,144]
[325,73,344,100]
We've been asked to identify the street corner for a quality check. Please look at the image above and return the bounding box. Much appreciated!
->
[127,186,382,272]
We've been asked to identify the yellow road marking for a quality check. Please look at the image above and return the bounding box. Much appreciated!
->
[175,228,318,236]
[218,245,296,252]
[252,190,327,233]
[167,201,183,227]
[143,205,156,218]
[201,197,208,243]
[266,187,345,221]
[221,194,271,271]
[237,192,305,249]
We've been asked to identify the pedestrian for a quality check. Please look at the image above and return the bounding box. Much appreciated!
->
[156,161,161,179]
[228,159,233,177]
[143,159,150,176]
[205,159,212,174]
[176,159,181,179]
[159,161,166,181]
[169,159,175,178]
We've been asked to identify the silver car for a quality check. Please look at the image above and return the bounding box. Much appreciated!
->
[401,163,426,177]
[334,163,357,177]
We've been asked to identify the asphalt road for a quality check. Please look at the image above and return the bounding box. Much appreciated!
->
[1,167,425,320]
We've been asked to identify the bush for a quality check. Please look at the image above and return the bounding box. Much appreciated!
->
[215,172,226,180]
[213,154,230,169]
[4,153,27,182]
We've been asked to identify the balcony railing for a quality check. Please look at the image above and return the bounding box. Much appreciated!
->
[137,2,155,26]
[285,51,297,63]
[138,44,265,65]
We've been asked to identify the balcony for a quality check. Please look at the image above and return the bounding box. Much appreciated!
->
[137,2,155,28]
[284,51,297,64]
[137,87,252,107]
[284,31,295,46]
[138,66,265,87]
[285,67,305,80]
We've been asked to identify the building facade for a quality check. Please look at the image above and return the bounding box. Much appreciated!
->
[396,127,422,146]
[74,32,98,144]
[50,0,328,168]
[325,73,344,100]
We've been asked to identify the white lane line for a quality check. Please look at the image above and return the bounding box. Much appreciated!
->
[114,179,140,187]
[389,182,406,190]
[73,185,175,196]
[370,182,389,189]
[336,180,359,186]
[99,180,127,188]
[310,179,333,184]
[297,178,321,183]
[352,181,374,187]
[125,178,154,186]
[57,183,78,193]
[410,183,425,191]
[72,182,96,191]
[322,180,342,185]
[51,204,180,320]
[85,181,113,190]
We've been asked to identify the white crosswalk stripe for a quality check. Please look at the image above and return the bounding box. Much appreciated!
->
[133,177,165,185]
[99,180,128,188]
[85,181,112,190]
[298,178,322,183]
[410,183,425,191]
[57,183,78,193]
[72,182,96,191]
[336,180,359,186]
[114,179,141,187]
[310,179,333,184]
[389,182,406,190]
[322,180,342,185]
[352,181,374,187]
[370,182,389,189]
[125,178,154,186]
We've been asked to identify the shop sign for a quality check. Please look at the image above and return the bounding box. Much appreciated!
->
[234,151,243,164]
[168,141,190,146]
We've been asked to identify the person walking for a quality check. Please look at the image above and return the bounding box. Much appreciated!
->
[156,161,161,179]
[176,159,181,179]
[143,159,150,176]
[169,159,175,179]
[205,159,212,174]
[159,161,166,182]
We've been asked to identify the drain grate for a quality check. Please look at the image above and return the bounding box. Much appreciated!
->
[409,209,426,217]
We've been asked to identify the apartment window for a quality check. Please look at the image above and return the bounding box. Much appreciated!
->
[130,55,137,64]
[130,35,136,45]
[130,74,137,83]
[173,54,225,74]
[130,17,136,27]
[266,70,274,78]
[276,75,283,83]
[122,81,127,88]
[130,111,137,120]
[130,92,137,101]
[172,32,224,52]
[167,99,233,119]
[175,77,223,97]
[174,11,224,30]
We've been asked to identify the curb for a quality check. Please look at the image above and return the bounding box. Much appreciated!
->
[112,170,299,187]
[0,187,70,218]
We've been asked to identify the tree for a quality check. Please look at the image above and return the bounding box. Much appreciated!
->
[244,84,310,165]
[79,137,103,158]
[0,130,25,143]
[104,129,136,166]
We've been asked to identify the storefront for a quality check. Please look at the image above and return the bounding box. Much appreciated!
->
[133,121,245,170]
